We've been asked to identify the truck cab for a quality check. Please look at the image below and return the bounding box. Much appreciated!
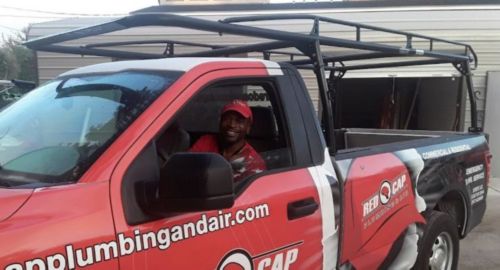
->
[0,58,340,270]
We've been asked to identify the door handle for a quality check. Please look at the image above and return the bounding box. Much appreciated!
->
[287,197,319,220]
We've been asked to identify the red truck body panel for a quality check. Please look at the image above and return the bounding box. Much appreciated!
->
[0,189,32,222]
[115,169,323,270]
[341,153,425,269]
[0,182,118,270]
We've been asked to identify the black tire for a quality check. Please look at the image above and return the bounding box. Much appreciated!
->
[413,211,459,270]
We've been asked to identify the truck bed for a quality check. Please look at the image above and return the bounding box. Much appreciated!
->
[336,128,470,153]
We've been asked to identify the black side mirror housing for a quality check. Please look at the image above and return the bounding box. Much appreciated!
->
[11,79,36,91]
[158,153,234,212]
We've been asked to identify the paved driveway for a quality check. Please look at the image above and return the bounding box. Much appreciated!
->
[459,178,500,270]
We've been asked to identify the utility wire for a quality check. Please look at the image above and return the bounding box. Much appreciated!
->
[0,5,126,17]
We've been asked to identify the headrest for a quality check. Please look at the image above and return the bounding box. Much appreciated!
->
[249,106,278,139]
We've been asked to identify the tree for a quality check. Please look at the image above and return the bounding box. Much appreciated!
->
[0,28,37,82]
[0,44,19,80]
[0,28,37,108]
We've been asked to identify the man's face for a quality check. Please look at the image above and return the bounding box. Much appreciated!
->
[219,111,251,145]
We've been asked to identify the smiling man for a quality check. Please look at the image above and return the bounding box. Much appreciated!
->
[190,100,266,182]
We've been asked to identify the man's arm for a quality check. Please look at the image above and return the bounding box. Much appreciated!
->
[189,134,217,152]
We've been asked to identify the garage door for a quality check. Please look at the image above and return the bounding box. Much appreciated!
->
[485,71,500,178]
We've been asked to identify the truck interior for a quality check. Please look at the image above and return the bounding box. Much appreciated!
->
[155,80,293,171]
[24,11,480,155]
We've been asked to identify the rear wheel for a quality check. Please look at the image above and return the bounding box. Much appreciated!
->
[413,211,459,270]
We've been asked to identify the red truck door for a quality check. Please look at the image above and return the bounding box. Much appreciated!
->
[107,62,337,269]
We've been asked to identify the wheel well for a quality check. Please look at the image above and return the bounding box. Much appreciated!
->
[433,190,467,238]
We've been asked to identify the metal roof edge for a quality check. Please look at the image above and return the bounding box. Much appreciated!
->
[140,5,500,17]
[132,0,500,14]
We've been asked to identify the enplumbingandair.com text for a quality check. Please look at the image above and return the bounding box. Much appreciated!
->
[5,204,270,270]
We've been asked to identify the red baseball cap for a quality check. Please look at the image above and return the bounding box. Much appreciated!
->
[221,99,253,121]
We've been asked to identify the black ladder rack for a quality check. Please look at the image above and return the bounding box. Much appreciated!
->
[24,12,481,149]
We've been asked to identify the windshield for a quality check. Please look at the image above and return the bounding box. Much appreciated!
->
[0,70,181,188]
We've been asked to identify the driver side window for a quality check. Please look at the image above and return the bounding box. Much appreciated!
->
[121,79,294,225]
[156,80,293,182]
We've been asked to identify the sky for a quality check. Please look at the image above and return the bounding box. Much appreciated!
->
[0,0,159,41]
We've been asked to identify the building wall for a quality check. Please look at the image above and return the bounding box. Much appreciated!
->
[485,72,500,177]
[28,4,500,130]
[159,0,270,4]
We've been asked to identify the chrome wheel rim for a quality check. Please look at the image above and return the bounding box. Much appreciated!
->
[429,232,453,270]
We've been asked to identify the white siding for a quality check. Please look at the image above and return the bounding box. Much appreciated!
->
[160,0,270,4]
[28,5,500,129]
[484,71,500,177]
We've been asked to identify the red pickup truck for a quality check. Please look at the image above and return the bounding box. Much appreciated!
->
[0,13,492,270]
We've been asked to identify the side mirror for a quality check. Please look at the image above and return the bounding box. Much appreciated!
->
[11,79,36,91]
[158,153,234,212]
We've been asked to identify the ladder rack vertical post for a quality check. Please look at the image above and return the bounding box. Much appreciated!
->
[311,40,336,152]
[464,61,481,132]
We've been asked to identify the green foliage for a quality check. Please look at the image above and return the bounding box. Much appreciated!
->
[0,29,37,108]
[0,29,37,82]
[0,45,19,79]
